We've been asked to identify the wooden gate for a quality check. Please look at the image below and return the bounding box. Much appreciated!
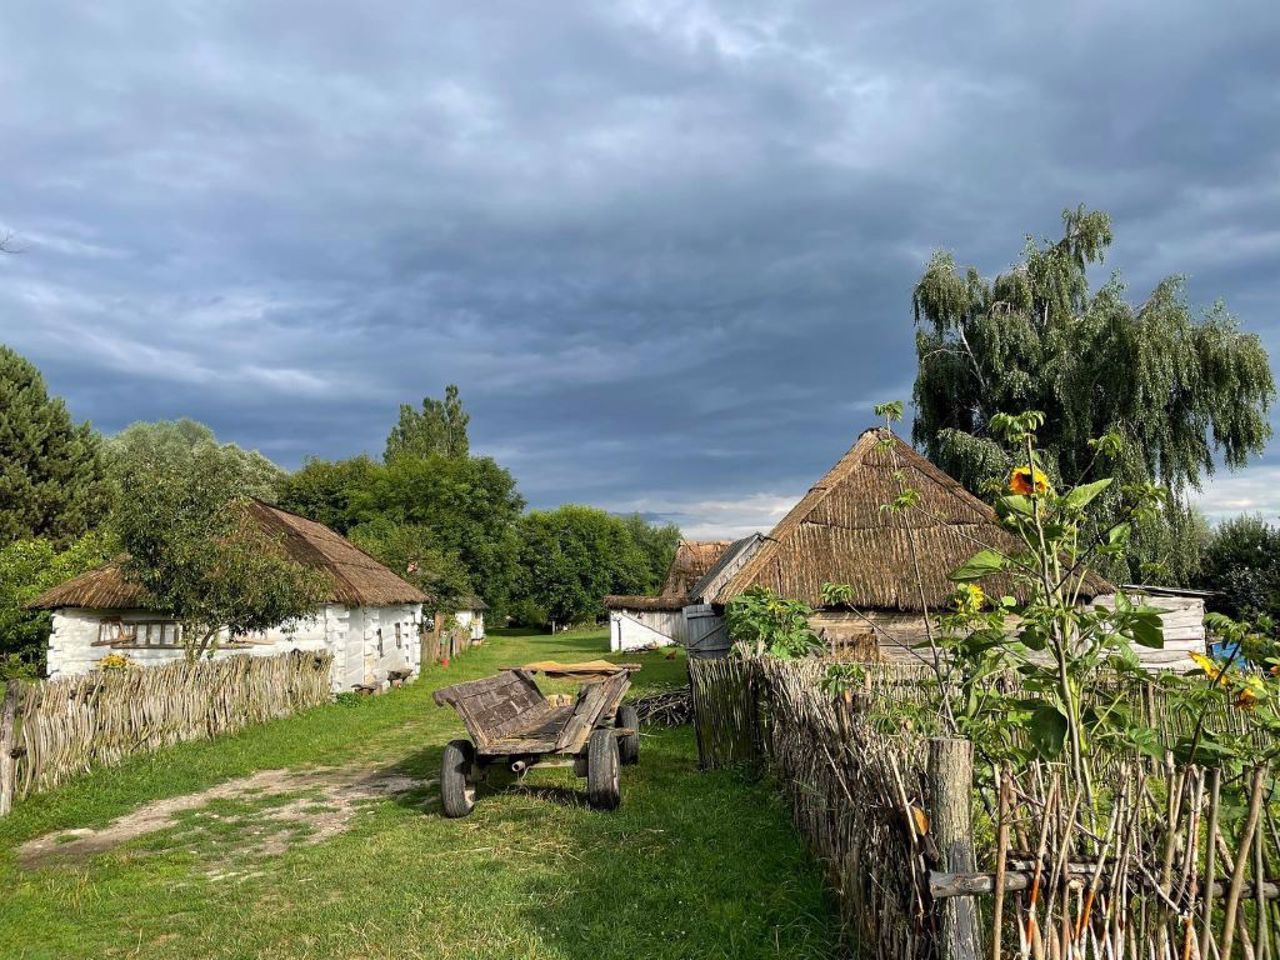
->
[683,604,730,658]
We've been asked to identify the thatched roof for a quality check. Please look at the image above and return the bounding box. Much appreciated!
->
[605,538,736,612]
[659,539,732,597]
[712,429,1113,611]
[30,500,428,611]
[688,533,764,601]
[603,594,688,612]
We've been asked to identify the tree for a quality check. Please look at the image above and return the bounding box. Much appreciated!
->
[0,346,111,546]
[357,454,524,615]
[278,450,524,616]
[114,442,327,660]
[0,531,115,677]
[104,418,286,503]
[277,455,379,534]
[385,384,470,461]
[512,505,654,628]
[347,518,472,615]
[911,206,1274,583]
[1198,514,1280,621]
[619,513,682,594]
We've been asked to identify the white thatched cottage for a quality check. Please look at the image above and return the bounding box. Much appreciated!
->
[31,501,428,693]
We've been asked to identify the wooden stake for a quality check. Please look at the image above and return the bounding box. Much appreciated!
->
[0,679,18,817]
[930,738,980,960]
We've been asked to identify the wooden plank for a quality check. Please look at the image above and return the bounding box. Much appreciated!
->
[555,673,629,754]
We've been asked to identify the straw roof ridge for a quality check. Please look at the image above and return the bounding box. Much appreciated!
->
[712,428,1112,610]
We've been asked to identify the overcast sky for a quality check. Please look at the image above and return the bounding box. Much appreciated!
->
[2,1,1279,538]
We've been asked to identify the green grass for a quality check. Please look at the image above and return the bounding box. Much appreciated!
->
[0,627,842,959]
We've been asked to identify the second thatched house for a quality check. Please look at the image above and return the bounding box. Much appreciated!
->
[605,535,765,653]
[686,428,1207,669]
[31,501,429,692]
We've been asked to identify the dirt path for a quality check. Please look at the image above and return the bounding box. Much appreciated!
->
[18,766,433,869]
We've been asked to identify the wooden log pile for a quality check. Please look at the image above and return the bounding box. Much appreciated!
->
[0,650,332,811]
[630,687,694,727]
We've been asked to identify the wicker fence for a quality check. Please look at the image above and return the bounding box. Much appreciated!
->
[0,650,333,815]
[690,657,1280,960]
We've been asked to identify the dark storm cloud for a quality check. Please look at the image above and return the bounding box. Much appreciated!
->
[2,0,1279,535]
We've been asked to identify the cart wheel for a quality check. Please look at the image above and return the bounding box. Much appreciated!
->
[586,729,620,811]
[441,739,479,818]
[616,704,640,765]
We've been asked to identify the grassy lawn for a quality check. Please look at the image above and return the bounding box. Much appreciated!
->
[0,627,842,960]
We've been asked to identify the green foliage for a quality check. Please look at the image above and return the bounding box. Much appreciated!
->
[0,346,111,547]
[357,454,524,616]
[0,531,116,677]
[280,452,524,617]
[113,442,328,660]
[277,455,379,535]
[726,586,822,660]
[384,384,470,461]
[1197,514,1280,621]
[512,505,655,627]
[347,519,472,615]
[103,419,286,504]
[618,513,681,595]
[911,205,1274,584]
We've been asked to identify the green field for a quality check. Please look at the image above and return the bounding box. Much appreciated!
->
[0,627,841,959]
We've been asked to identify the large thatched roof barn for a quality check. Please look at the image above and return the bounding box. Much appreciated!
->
[31,501,428,692]
[693,428,1203,668]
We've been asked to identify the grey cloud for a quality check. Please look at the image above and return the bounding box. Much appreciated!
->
[1,0,1279,535]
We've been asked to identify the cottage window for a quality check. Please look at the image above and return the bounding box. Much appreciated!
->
[395,623,402,648]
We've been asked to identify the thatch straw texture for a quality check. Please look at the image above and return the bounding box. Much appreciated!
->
[31,500,426,610]
[659,539,731,597]
[713,428,1112,611]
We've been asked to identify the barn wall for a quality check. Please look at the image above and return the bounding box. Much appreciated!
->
[695,537,764,603]
[811,595,1206,672]
[455,609,486,642]
[1091,594,1205,671]
[609,609,684,652]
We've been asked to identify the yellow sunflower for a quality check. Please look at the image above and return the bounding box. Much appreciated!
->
[953,583,987,614]
[1010,465,1050,496]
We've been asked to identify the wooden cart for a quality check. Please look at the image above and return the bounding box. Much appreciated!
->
[432,661,641,817]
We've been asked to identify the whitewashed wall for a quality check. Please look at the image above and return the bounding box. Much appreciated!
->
[609,609,684,651]
[454,609,485,642]
[46,603,423,693]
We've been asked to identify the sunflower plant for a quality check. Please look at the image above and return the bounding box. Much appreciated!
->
[932,411,1177,787]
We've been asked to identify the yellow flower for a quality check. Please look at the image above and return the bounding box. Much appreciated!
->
[1010,465,1050,496]
[98,653,134,672]
[1190,652,1223,682]
[953,583,987,614]
[1234,675,1267,711]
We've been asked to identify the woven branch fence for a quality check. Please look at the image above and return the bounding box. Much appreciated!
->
[0,650,332,815]
[690,657,1280,960]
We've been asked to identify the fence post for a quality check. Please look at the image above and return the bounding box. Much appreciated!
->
[929,737,980,960]
[0,679,19,817]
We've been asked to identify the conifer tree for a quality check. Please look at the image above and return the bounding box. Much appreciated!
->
[0,346,110,546]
